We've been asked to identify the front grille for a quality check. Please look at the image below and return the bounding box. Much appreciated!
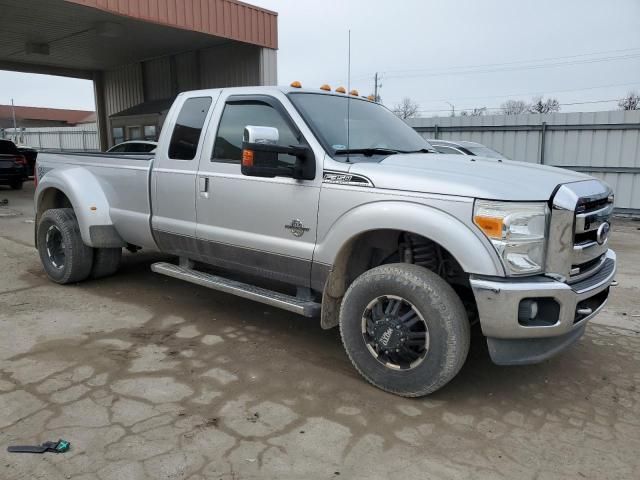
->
[576,197,609,214]
[546,180,613,281]
[574,230,597,244]
[570,189,613,279]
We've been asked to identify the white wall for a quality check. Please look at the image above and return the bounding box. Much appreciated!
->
[2,123,99,151]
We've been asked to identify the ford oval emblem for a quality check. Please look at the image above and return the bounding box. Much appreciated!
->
[596,222,610,245]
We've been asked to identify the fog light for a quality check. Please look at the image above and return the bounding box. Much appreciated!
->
[518,299,538,321]
[518,298,560,327]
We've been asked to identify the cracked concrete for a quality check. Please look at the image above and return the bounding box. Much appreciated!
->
[1,183,639,479]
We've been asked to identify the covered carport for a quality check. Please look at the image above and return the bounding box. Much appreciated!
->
[0,0,278,150]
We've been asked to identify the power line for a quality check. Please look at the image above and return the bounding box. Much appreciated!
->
[346,46,640,83]
[412,81,640,105]
[382,53,640,80]
[414,98,623,114]
[379,47,640,77]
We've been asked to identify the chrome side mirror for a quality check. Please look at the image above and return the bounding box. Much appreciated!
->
[243,125,279,145]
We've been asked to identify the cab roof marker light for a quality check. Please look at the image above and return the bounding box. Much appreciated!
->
[320,84,331,91]
[349,89,359,96]
[335,86,346,93]
[290,81,302,88]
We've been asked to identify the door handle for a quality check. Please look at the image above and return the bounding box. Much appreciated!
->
[198,176,209,198]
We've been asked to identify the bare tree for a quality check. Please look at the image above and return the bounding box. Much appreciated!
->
[500,99,529,115]
[392,97,420,119]
[529,96,560,114]
[460,107,487,116]
[618,91,640,110]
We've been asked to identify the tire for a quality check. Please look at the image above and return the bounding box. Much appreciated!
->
[37,208,94,284]
[339,263,470,397]
[91,248,122,279]
[10,180,23,190]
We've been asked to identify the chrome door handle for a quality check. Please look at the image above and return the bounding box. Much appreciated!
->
[198,177,209,198]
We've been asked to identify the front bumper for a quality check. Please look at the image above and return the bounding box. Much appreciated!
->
[470,249,616,365]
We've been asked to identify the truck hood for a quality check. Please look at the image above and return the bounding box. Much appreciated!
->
[349,153,592,201]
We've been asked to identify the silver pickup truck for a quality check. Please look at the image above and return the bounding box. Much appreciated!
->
[34,85,616,397]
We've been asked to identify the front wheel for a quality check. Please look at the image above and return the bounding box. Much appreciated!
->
[37,208,94,284]
[339,263,470,397]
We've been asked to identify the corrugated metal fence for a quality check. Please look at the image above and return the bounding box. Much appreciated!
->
[407,110,640,214]
[1,124,99,151]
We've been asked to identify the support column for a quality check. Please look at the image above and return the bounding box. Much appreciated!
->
[92,71,109,151]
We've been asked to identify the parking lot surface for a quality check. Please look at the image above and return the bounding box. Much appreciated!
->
[1,182,639,480]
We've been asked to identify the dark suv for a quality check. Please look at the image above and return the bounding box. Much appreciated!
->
[0,139,27,190]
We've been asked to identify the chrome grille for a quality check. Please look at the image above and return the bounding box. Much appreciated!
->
[570,193,613,280]
[546,179,613,282]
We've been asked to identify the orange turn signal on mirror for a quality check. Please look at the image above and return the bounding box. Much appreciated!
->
[473,215,503,239]
[242,149,254,167]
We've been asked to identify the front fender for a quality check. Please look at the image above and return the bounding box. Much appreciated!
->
[35,167,123,248]
[314,200,504,277]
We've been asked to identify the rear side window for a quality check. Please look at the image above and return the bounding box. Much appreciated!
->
[212,101,299,165]
[0,140,19,154]
[109,144,127,153]
[168,97,212,160]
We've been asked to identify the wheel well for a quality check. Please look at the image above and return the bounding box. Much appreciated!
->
[320,229,478,329]
[37,188,72,219]
[35,188,73,247]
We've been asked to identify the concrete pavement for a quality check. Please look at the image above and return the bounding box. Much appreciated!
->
[1,182,639,479]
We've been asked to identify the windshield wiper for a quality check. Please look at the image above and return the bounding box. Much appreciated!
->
[334,148,400,156]
[398,148,434,154]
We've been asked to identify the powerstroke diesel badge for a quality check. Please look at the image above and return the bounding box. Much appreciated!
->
[285,219,310,237]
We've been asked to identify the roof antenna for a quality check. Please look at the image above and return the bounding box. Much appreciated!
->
[346,29,351,163]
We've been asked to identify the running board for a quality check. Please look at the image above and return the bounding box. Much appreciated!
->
[151,262,321,318]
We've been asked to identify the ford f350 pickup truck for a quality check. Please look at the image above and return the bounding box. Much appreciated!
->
[34,85,617,397]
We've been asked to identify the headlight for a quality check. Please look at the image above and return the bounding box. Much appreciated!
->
[473,200,548,276]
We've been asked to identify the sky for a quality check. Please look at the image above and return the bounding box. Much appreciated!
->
[1,0,639,116]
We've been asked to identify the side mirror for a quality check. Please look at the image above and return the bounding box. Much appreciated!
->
[241,125,315,180]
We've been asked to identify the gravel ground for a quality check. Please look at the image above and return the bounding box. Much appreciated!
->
[1,182,639,480]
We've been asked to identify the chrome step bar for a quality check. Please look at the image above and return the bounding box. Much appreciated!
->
[151,262,321,318]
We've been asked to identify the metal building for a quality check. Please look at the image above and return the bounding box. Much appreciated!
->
[0,0,278,149]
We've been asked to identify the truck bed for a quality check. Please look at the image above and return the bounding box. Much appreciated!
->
[37,151,157,249]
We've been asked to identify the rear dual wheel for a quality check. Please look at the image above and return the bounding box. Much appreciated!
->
[339,263,470,397]
[37,208,94,284]
[37,208,121,284]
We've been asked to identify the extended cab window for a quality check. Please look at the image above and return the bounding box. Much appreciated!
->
[168,97,212,160]
[212,101,299,165]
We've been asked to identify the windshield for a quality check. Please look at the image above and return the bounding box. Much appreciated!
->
[465,145,507,160]
[288,93,432,161]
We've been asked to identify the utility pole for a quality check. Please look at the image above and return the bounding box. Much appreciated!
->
[373,72,382,102]
[445,101,455,117]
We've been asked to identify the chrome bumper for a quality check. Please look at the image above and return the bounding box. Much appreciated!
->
[470,249,616,341]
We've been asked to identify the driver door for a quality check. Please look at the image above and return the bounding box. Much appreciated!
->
[195,92,323,287]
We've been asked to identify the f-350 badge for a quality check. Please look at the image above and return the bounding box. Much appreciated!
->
[285,219,310,237]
